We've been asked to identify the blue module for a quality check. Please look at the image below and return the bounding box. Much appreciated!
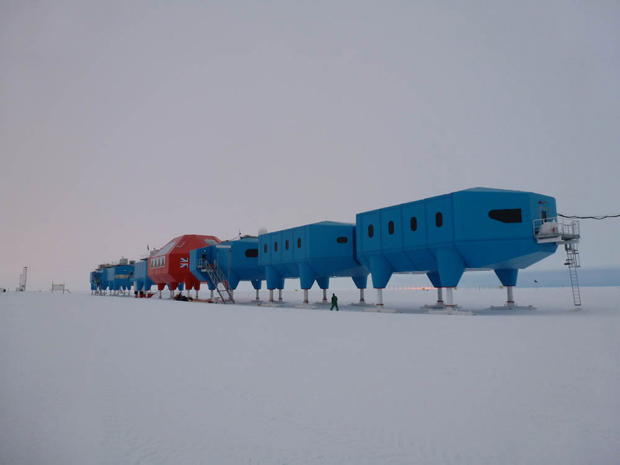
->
[258,221,369,301]
[355,188,558,299]
[99,260,135,295]
[98,267,110,293]
[189,237,265,293]
[133,259,154,295]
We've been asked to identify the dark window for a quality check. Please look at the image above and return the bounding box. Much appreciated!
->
[275,242,278,252]
[264,244,267,253]
[388,221,395,235]
[337,237,348,244]
[368,224,374,238]
[410,216,417,231]
[489,209,523,224]
[245,249,258,258]
[436,212,443,227]
[542,210,548,221]
[297,238,301,248]
[285,240,289,250]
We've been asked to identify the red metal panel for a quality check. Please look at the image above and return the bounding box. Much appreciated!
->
[148,235,221,290]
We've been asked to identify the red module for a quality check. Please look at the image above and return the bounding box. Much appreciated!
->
[148,234,220,292]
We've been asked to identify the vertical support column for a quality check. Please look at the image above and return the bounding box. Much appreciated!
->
[359,288,365,303]
[376,288,384,307]
[322,289,327,302]
[269,289,274,303]
[195,290,199,300]
[159,290,162,299]
[445,287,455,308]
[170,290,174,299]
[210,289,214,300]
[506,286,515,308]
[437,287,444,308]
[255,289,260,301]
[278,289,283,301]
[230,289,234,301]
[304,289,309,304]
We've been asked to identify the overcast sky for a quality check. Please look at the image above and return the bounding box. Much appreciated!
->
[1,0,619,291]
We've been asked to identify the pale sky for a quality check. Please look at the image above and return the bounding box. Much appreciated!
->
[1,0,619,291]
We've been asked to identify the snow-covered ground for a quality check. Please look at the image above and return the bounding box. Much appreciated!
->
[1,287,619,465]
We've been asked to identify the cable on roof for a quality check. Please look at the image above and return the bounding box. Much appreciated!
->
[558,213,620,220]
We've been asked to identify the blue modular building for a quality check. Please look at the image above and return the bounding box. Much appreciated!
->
[98,267,110,293]
[93,259,135,296]
[189,237,265,301]
[258,221,369,303]
[355,188,562,307]
[133,259,154,296]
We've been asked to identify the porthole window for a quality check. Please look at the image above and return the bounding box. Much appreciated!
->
[285,240,289,250]
[275,242,278,252]
[388,221,395,235]
[489,209,522,223]
[337,237,348,244]
[436,212,443,227]
[368,224,374,238]
[297,238,301,248]
[410,216,417,231]
[245,249,259,258]
[264,244,267,253]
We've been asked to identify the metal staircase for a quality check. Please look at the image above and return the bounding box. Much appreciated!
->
[197,258,235,304]
[534,217,581,306]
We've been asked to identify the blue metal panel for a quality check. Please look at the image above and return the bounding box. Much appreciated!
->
[401,200,435,270]
[271,232,283,265]
[112,264,134,291]
[380,206,403,251]
[189,246,216,288]
[90,271,102,291]
[105,268,115,289]
[133,260,154,292]
[258,235,271,267]
[357,210,381,255]
[296,227,307,261]
[217,239,265,289]
[453,189,531,242]
[281,230,295,264]
[425,194,453,247]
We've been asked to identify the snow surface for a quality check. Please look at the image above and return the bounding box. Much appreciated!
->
[1,287,619,465]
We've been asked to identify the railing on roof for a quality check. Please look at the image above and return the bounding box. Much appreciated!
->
[533,217,580,244]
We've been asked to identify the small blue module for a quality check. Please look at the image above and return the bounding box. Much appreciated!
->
[258,221,369,292]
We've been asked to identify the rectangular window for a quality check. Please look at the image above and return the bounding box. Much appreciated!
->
[489,209,523,223]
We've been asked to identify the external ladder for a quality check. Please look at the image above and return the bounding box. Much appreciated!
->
[564,242,581,306]
[198,259,235,304]
[533,217,581,307]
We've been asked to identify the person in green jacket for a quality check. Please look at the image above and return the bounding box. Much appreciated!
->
[330,293,339,311]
